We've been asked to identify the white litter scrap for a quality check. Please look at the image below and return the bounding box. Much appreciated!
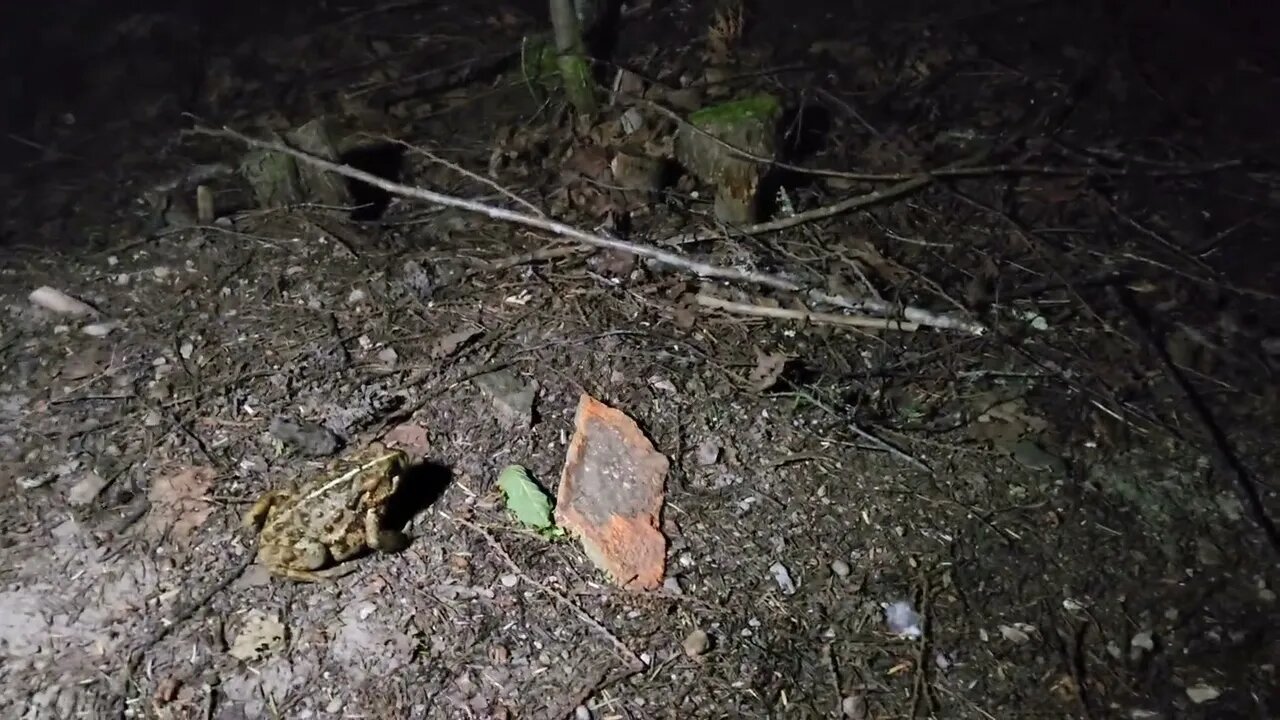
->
[770,562,797,595]
[29,286,99,317]
[884,600,922,638]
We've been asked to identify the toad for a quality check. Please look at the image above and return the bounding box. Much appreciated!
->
[243,443,411,582]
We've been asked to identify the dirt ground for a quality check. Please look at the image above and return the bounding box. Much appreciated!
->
[2,0,1279,718]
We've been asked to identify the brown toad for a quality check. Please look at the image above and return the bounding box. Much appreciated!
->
[243,443,411,582]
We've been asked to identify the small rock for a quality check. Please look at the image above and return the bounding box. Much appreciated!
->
[682,629,711,657]
[268,416,342,457]
[348,288,367,304]
[574,705,591,720]
[499,573,519,588]
[662,577,684,595]
[831,559,851,577]
[66,472,108,507]
[325,697,344,714]
[885,600,922,638]
[1131,630,1155,653]
[999,623,1034,644]
[648,376,677,393]
[377,347,398,366]
[1010,439,1067,474]
[29,286,98,317]
[841,694,867,718]
[473,369,537,429]
[695,439,720,466]
[770,562,796,595]
[84,321,123,337]
[1185,684,1221,704]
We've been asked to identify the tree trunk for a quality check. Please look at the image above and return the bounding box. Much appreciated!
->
[548,0,597,118]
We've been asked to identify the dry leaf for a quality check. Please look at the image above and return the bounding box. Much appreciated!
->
[749,349,790,392]
[430,327,481,359]
[146,466,217,544]
[384,422,430,456]
[229,609,287,662]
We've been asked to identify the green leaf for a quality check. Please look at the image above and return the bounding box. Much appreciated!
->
[497,465,558,532]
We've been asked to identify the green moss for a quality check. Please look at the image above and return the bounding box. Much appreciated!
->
[558,53,597,115]
[689,94,781,127]
[520,35,562,91]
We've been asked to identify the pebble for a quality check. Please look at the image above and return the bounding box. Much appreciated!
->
[499,573,519,588]
[695,439,720,466]
[841,694,867,718]
[831,559,851,577]
[683,629,711,657]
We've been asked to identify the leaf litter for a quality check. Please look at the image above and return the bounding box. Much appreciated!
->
[1,1,1277,718]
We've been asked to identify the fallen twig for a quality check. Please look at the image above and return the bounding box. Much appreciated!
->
[113,553,255,718]
[695,293,920,331]
[367,133,546,217]
[1113,287,1280,559]
[455,515,645,670]
[638,97,1245,183]
[661,173,934,245]
[788,390,933,474]
[188,124,985,336]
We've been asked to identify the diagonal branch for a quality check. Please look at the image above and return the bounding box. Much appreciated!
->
[189,124,986,335]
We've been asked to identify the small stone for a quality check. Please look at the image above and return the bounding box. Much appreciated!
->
[695,439,720,466]
[499,573,519,588]
[1185,684,1221,704]
[683,629,711,657]
[770,562,796,595]
[574,706,591,720]
[377,347,398,366]
[662,577,684,595]
[1131,630,1154,652]
[81,321,121,337]
[325,697,344,714]
[831,559,851,578]
[348,288,367,304]
[66,472,108,507]
[841,694,867,718]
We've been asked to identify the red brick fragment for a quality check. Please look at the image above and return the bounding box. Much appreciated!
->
[555,393,669,590]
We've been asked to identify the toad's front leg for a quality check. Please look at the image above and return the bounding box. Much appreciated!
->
[364,508,410,553]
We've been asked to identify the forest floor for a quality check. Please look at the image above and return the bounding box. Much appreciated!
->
[1,0,1278,718]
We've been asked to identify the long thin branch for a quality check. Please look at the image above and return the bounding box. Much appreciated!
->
[660,173,934,245]
[638,97,1245,183]
[695,293,920,331]
[189,124,986,335]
